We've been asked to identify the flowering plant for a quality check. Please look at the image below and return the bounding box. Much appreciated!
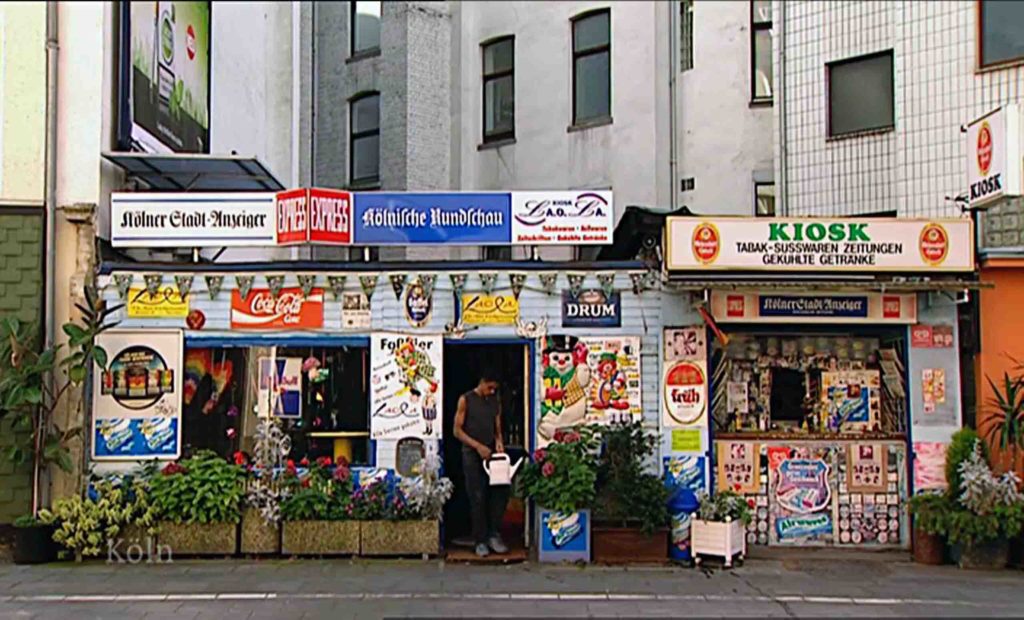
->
[517,429,597,514]
[279,455,355,521]
[696,490,752,524]
[350,480,391,520]
[396,454,454,521]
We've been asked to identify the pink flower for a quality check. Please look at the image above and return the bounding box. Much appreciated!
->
[564,432,581,444]
[334,466,351,482]
[533,449,547,463]
[542,461,555,477]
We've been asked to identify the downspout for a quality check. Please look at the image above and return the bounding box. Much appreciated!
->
[777,0,788,215]
[668,2,678,213]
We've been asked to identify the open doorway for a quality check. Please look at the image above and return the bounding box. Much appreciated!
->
[442,342,529,554]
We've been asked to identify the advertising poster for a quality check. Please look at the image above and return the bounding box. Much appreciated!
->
[562,290,622,328]
[124,1,211,153]
[256,357,302,418]
[821,371,880,430]
[539,509,589,556]
[663,456,706,493]
[717,441,760,494]
[370,334,442,440]
[913,442,948,492]
[727,381,749,415]
[664,326,706,361]
[847,444,886,493]
[768,446,836,545]
[580,336,641,424]
[670,428,702,453]
[461,293,519,325]
[510,191,613,245]
[352,193,511,245]
[93,329,182,460]
[126,287,189,318]
[342,292,371,329]
[402,281,433,328]
[539,335,591,447]
[662,360,708,428]
[111,192,277,248]
[230,287,324,330]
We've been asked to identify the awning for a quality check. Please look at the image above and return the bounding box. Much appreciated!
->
[102,152,284,192]
[666,278,991,292]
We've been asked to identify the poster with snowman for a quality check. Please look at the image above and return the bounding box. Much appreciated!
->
[370,333,442,440]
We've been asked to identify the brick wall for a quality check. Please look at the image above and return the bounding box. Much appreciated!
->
[0,212,43,523]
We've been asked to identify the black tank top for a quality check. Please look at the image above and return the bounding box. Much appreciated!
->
[462,389,499,449]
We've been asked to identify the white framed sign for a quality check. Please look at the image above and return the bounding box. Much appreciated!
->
[710,292,918,324]
[111,192,277,247]
[662,360,708,428]
[666,217,974,272]
[369,333,443,440]
[511,191,613,245]
[966,104,1022,209]
[92,329,183,460]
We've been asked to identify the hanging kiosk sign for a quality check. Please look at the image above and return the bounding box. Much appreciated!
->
[93,329,183,460]
[666,217,974,272]
[966,104,1022,209]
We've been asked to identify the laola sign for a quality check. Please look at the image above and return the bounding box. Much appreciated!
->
[667,218,974,272]
[275,188,352,245]
[966,105,1022,208]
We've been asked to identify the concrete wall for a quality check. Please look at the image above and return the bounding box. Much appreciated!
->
[0,3,45,204]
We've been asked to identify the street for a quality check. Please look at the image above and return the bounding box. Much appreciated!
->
[0,556,1022,619]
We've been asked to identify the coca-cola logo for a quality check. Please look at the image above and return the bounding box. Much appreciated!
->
[231,287,324,329]
[515,192,609,226]
[249,292,306,318]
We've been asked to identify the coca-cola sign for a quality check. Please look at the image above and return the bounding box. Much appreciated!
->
[511,191,613,245]
[231,287,324,330]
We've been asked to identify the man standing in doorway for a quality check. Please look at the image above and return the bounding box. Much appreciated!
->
[454,370,509,557]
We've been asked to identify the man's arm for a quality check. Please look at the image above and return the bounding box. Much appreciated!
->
[454,395,492,459]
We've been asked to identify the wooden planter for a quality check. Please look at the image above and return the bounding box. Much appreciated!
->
[592,525,668,564]
[156,521,238,557]
[536,508,590,563]
[240,508,280,555]
[359,520,439,557]
[955,539,1009,570]
[912,526,945,565]
[691,519,745,568]
[282,521,359,556]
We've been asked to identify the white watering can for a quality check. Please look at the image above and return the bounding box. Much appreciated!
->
[482,453,523,486]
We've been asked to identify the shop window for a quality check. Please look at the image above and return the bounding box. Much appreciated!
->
[750,0,773,103]
[827,51,894,137]
[351,0,381,56]
[572,9,611,125]
[979,0,1024,69]
[755,182,775,216]
[350,92,380,186]
[482,36,515,143]
[182,348,247,458]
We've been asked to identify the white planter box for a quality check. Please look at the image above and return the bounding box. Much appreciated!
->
[691,518,746,567]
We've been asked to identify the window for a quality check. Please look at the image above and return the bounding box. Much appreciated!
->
[755,182,775,216]
[680,0,694,72]
[751,0,772,102]
[483,246,513,261]
[482,36,515,142]
[349,93,380,185]
[979,0,1024,68]
[572,9,611,125]
[827,51,894,137]
[351,1,381,55]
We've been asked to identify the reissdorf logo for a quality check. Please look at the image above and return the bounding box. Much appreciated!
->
[726,295,745,318]
[977,121,993,177]
[919,223,950,267]
[691,222,721,264]
[882,296,901,319]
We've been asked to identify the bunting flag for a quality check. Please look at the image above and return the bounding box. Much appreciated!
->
[144,274,163,299]
[359,274,379,301]
[205,275,224,300]
[567,273,585,297]
[419,274,437,298]
[479,272,498,295]
[630,272,646,295]
[236,275,255,301]
[327,275,347,300]
[509,272,527,299]
[298,274,316,298]
[174,275,194,301]
[538,273,557,295]
[596,272,615,297]
[113,274,133,300]
[449,273,468,297]
[389,273,408,300]
[267,275,286,298]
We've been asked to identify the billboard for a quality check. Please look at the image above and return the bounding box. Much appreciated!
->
[119,1,211,153]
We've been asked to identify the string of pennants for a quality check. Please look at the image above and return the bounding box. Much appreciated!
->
[109,270,658,304]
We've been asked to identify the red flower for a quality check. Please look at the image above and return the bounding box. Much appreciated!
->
[286,459,296,469]
[300,457,310,467]
[553,430,566,443]
[533,449,547,463]
[161,462,185,476]
[336,455,350,468]
[317,456,333,468]
[334,466,351,482]
[301,477,311,488]
[542,461,555,477]
[564,432,581,444]
[233,451,246,466]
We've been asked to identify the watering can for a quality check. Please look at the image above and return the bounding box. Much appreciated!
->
[482,453,523,486]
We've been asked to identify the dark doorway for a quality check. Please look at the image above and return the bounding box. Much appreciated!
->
[442,342,529,548]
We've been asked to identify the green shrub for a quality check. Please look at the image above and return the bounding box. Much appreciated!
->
[518,429,598,515]
[148,450,244,524]
[946,428,987,504]
[592,421,669,534]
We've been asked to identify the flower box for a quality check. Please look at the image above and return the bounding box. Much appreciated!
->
[691,518,745,567]
[592,526,668,564]
[281,520,359,556]
[536,508,590,563]
[156,521,238,557]
[359,520,439,557]
[240,507,281,555]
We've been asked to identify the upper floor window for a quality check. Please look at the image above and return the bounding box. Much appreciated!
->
[572,9,611,125]
[350,93,380,185]
[352,1,381,55]
[751,0,773,102]
[755,182,776,216]
[979,0,1024,68]
[680,0,694,72]
[482,36,515,143]
[827,50,894,137]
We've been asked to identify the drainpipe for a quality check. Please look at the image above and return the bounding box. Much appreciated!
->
[668,2,678,213]
[777,0,788,215]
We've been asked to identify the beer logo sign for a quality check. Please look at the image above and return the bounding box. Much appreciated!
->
[663,360,707,426]
[691,222,720,265]
[977,121,993,177]
[919,223,950,267]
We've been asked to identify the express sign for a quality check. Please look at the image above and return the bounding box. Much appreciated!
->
[666,218,974,272]
[275,188,352,245]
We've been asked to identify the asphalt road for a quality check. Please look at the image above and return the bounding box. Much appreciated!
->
[0,556,1022,618]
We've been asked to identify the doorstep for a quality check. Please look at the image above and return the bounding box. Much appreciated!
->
[746,545,912,564]
[445,546,527,565]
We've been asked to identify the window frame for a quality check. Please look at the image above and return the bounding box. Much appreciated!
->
[680,0,694,72]
[750,1,773,104]
[349,91,381,187]
[825,49,895,139]
[481,35,516,144]
[571,8,612,126]
[754,182,776,217]
[976,0,1024,71]
[350,0,382,58]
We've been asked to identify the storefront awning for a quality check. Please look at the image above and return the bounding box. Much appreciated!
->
[666,278,991,292]
[102,152,285,192]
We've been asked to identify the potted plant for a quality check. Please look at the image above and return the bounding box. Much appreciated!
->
[908,492,949,565]
[983,363,1024,566]
[691,490,751,568]
[518,429,597,563]
[359,455,452,557]
[11,514,57,564]
[590,421,670,564]
[280,456,359,556]
[148,450,243,556]
[0,286,120,564]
